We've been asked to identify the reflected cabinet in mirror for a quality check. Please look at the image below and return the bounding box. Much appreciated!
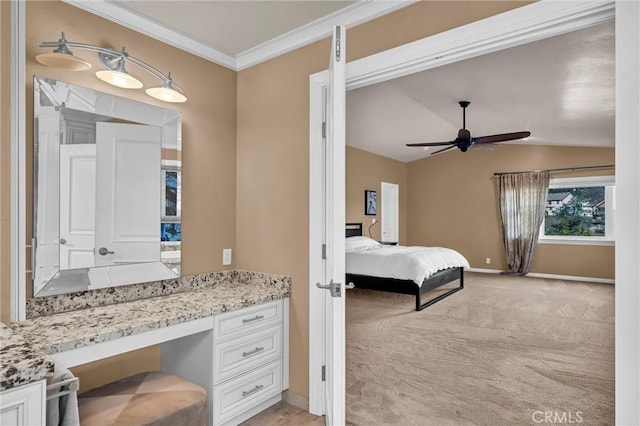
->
[33,76,182,297]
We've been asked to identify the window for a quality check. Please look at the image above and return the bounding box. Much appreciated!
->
[539,176,615,245]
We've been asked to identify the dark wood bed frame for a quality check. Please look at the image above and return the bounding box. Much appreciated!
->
[346,222,464,311]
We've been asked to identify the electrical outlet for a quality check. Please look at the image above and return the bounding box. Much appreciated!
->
[223,249,232,265]
[485,257,491,264]
[372,218,377,224]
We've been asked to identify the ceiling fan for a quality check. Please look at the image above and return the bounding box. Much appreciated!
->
[406,101,531,155]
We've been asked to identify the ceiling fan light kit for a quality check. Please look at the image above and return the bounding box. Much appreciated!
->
[406,100,531,155]
[36,32,187,103]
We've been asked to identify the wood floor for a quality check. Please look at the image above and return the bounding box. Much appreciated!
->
[241,401,324,425]
[245,272,614,425]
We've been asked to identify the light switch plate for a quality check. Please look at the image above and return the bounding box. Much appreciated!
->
[223,248,232,265]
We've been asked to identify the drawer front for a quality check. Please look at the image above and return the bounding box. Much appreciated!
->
[213,360,282,425]
[214,300,282,340]
[214,325,282,384]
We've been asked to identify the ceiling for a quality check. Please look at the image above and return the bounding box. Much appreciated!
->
[114,1,356,56]
[346,20,615,163]
[69,0,413,70]
[65,2,614,164]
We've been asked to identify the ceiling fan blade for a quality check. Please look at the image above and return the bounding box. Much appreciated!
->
[406,141,455,147]
[473,131,531,144]
[430,145,458,155]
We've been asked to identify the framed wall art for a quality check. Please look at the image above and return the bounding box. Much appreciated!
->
[365,190,377,215]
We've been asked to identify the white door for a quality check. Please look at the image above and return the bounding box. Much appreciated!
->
[59,144,96,270]
[94,123,162,266]
[381,182,399,243]
[315,25,346,426]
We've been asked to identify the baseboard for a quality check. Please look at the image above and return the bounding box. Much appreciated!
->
[282,389,309,411]
[466,268,615,284]
[466,268,502,274]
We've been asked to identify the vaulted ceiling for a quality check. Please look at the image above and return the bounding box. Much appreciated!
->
[346,20,615,163]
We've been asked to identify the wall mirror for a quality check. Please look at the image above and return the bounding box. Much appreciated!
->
[32,76,182,297]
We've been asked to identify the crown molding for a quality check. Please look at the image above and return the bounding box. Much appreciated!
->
[63,0,415,72]
[235,0,416,71]
[62,0,237,70]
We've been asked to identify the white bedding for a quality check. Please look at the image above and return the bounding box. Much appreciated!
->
[346,241,470,286]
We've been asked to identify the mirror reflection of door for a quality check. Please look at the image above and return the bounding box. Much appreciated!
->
[94,123,162,266]
[59,144,96,270]
[33,106,61,294]
[381,182,399,243]
[58,123,162,270]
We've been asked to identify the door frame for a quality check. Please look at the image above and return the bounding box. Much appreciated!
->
[309,0,639,419]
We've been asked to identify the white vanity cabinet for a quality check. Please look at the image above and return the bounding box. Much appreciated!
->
[0,380,46,426]
[161,298,289,426]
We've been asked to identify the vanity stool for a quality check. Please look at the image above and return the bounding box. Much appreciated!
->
[78,371,207,426]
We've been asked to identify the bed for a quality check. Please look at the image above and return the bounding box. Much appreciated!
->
[345,223,468,311]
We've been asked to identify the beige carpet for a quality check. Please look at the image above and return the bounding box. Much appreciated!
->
[345,272,614,426]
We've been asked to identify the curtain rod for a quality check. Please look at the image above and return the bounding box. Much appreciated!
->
[493,164,615,177]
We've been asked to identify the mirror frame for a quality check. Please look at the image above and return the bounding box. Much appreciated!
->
[32,75,182,297]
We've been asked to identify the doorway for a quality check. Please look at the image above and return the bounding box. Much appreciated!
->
[380,182,399,244]
[309,0,639,422]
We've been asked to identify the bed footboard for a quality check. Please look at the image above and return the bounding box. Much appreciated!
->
[346,267,464,311]
[416,267,464,311]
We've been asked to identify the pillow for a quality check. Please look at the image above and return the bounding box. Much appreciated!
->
[345,236,381,252]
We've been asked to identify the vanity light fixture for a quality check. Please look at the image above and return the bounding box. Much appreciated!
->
[36,32,187,103]
[145,73,187,103]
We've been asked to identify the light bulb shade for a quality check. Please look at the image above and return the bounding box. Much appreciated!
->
[35,52,92,71]
[146,86,187,103]
[96,70,143,89]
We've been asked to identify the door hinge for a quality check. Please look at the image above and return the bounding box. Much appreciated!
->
[322,365,326,381]
[322,244,326,259]
[335,27,342,62]
[322,122,326,139]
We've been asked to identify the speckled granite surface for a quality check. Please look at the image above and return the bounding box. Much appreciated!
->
[26,270,291,318]
[14,272,290,356]
[0,323,54,390]
[26,270,236,318]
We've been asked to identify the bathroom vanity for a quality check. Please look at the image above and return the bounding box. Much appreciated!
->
[0,323,51,425]
[5,270,291,426]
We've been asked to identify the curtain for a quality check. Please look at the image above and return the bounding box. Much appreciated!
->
[498,171,550,275]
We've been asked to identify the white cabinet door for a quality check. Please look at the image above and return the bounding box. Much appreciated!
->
[95,123,162,266]
[0,381,46,426]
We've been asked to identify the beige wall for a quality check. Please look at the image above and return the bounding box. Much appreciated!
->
[236,1,530,398]
[0,1,237,389]
[1,0,533,398]
[406,144,615,279]
[24,1,238,281]
[346,146,407,243]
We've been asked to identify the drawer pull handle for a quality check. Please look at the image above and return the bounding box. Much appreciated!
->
[242,347,264,358]
[242,384,264,398]
[242,315,264,324]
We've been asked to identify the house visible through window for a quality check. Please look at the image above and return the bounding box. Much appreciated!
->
[540,176,615,245]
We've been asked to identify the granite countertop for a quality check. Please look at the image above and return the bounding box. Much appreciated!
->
[13,277,289,356]
[5,270,290,391]
[0,323,54,391]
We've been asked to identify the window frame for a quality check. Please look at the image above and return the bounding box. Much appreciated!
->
[539,175,615,246]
